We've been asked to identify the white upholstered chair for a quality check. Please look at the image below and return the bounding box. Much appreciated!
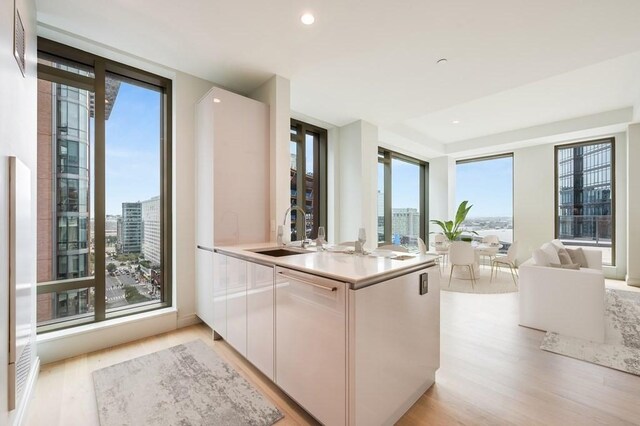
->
[448,241,477,288]
[519,245,605,342]
[433,233,449,266]
[490,241,518,286]
[479,234,500,266]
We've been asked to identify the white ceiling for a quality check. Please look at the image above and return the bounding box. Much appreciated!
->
[36,0,640,153]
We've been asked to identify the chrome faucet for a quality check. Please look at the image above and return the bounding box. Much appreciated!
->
[283,206,310,248]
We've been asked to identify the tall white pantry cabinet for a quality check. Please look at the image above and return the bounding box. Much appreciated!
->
[194,87,270,338]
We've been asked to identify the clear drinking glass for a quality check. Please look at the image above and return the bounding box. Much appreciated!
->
[317,226,326,250]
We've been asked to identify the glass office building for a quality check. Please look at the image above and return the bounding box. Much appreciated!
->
[556,140,613,253]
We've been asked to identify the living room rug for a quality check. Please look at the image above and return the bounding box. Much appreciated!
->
[440,266,519,294]
[92,339,283,426]
[541,289,640,376]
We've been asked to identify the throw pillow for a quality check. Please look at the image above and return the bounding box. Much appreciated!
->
[549,263,581,270]
[541,242,561,264]
[566,248,589,268]
[532,249,550,266]
[556,247,572,265]
[550,239,566,251]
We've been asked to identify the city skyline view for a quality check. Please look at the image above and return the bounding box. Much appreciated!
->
[105,81,161,215]
[456,156,513,218]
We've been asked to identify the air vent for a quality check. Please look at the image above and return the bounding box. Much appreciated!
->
[14,7,25,77]
[16,342,32,402]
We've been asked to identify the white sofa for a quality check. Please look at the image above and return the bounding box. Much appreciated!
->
[519,245,605,343]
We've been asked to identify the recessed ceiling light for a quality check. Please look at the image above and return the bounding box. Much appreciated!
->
[452,120,460,124]
[301,13,315,25]
[213,98,221,103]
[437,58,448,65]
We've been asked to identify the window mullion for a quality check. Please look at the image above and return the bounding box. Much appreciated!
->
[94,60,106,321]
[384,152,392,244]
[296,129,305,240]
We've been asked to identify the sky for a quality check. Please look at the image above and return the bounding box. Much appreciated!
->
[102,81,161,215]
[456,156,513,218]
[95,83,510,218]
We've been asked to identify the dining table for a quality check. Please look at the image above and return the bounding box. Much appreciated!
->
[432,241,503,280]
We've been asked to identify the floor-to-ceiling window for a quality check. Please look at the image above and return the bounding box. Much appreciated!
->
[555,138,615,265]
[456,154,513,252]
[36,38,172,331]
[289,119,327,241]
[378,148,428,250]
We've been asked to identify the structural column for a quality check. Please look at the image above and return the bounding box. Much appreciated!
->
[627,123,640,287]
[428,156,456,245]
[336,120,378,247]
[250,75,291,241]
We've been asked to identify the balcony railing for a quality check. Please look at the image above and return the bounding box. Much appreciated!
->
[558,214,612,247]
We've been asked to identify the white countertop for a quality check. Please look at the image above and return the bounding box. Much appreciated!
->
[214,243,439,289]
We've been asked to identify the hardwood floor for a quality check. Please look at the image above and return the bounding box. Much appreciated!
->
[26,281,640,426]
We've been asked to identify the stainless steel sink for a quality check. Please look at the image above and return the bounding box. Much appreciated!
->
[250,248,308,257]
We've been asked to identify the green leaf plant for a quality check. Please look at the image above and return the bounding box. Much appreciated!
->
[430,200,479,241]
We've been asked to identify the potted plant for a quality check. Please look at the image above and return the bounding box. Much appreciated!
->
[430,200,478,241]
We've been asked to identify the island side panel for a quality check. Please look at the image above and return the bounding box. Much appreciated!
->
[348,266,440,426]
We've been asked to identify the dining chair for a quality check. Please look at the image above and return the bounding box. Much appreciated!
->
[479,234,500,266]
[448,241,477,289]
[417,237,427,255]
[491,241,518,286]
[378,244,409,253]
[433,233,449,267]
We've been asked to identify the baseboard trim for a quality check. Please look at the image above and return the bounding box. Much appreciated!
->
[14,356,40,426]
[625,276,640,287]
[177,313,201,329]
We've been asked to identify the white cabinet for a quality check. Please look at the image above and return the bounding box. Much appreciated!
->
[275,267,347,426]
[247,262,275,380]
[349,266,440,425]
[195,247,214,327]
[195,91,214,249]
[194,87,269,340]
[226,256,248,356]
[212,252,227,338]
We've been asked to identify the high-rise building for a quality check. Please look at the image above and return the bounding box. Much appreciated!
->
[36,75,120,322]
[141,196,161,266]
[557,142,613,241]
[392,208,420,245]
[119,202,142,254]
[36,79,92,323]
[105,215,119,237]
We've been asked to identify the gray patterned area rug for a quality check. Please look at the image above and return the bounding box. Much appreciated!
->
[541,289,640,376]
[93,339,283,426]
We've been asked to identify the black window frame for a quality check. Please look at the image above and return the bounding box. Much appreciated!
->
[377,148,429,248]
[455,152,515,252]
[554,137,616,265]
[289,119,327,240]
[36,38,173,332]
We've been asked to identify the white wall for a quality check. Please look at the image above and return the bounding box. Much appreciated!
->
[35,30,214,362]
[627,123,640,286]
[337,120,378,246]
[0,0,38,423]
[428,156,456,245]
[250,76,291,241]
[513,145,556,264]
[511,133,627,279]
[174,72,214,326]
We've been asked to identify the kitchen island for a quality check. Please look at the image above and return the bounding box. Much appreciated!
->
[200,244,440,426]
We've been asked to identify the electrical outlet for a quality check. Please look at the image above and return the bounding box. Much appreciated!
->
[419,273,428,295]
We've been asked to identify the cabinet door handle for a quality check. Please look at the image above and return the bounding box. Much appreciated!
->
[197,245,214,252]
[277,271,337,292]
